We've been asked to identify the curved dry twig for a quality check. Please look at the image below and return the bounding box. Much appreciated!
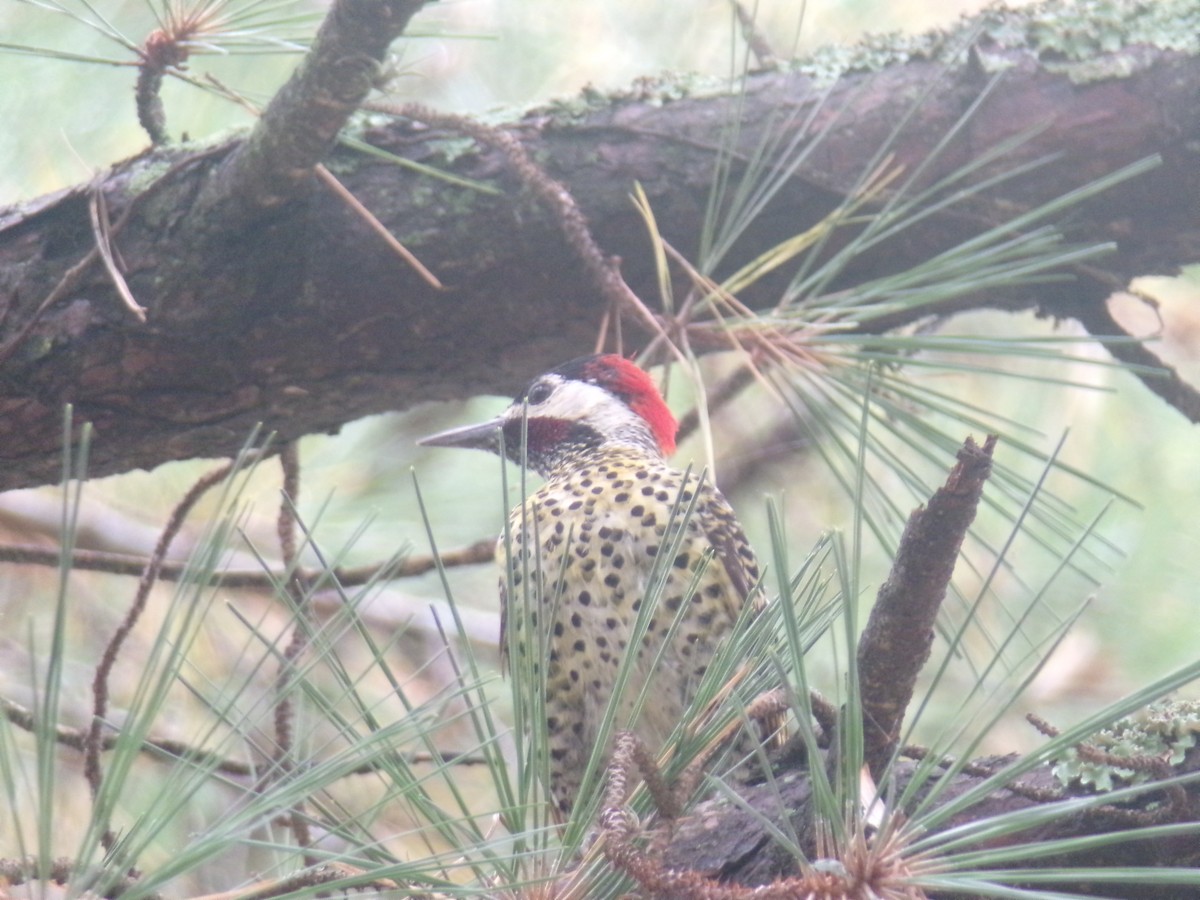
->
[84,457,244,849]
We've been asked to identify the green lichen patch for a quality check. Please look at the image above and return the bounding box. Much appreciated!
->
[785,0,1200,85]
[1052,699,1200,792]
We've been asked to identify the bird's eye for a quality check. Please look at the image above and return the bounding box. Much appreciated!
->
[526,381,554,405]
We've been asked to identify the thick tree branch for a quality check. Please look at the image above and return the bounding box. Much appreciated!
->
[1,1,1198,491]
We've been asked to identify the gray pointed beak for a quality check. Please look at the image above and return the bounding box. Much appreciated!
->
[417,416,506,452]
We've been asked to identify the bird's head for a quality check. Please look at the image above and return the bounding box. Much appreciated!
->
[418,354,678,477]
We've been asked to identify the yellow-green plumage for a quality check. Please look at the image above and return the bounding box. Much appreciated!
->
[418,354,763,817]
[503,446,761,815]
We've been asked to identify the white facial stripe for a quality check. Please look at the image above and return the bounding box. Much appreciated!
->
[514,379,658,452]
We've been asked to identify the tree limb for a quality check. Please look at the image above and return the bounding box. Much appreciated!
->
[1,2,1198,492]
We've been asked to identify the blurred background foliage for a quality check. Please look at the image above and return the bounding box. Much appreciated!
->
[1,0,1199,891]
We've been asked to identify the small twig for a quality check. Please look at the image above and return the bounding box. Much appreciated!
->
[903,743,1066,804]
[202,72,444,291]
[676,363,756,444]
[1,692,487,777]
[1068,266,1200,424]
[371,102,688,365]
[187,863,404,900]
[729,0,779,69]
[135,27,190,145]
[270,443,314,852]
[314,165,444,289]
[0,538,496,587]
[85,458,242,849]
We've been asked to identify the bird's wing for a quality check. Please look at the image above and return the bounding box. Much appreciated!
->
[700,485,765,614]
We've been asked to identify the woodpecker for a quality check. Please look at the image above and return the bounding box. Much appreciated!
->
[419,354,763,816]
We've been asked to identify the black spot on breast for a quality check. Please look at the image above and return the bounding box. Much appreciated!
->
[674,553,690,569]
[571,612,583,627]
[578,591,592,606]
[614,492,630,503]
[631,505,645,517]
[604,573,620,588]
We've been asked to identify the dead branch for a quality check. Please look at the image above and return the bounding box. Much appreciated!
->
[858,434,997,777]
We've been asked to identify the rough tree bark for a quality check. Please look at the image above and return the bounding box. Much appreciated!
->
[0,0,1198,491]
